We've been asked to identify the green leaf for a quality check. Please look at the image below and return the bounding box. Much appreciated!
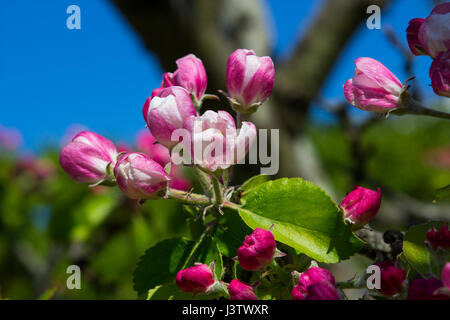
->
[214,208,252,257]
[238,178,363,263]
[196,237,223,280]
[134,236,224,295]
[434,184,450,203]
[239,175,270,193]
[401,221,444,276]
[133,237,194,295]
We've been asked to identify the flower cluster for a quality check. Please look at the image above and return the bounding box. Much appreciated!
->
[59,50,275,200]
[175,227,276,300]
[177,228,341,300]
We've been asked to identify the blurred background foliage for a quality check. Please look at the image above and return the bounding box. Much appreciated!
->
[1,0,449,299]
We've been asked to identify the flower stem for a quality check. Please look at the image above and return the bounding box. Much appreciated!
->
[212,175,224,205]
[167,188,212,206]
[167,188,240,211]
[182,220,217,269]
[393,100,450,120]
[193,166,212,197]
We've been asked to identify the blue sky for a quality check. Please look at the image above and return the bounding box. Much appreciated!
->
[0,0,437,151]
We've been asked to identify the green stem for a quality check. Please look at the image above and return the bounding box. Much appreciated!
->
[393,100,450,120]
[182,220,217,269]
[211,175,223,205]
[193,166,212,197]
[167,188,240,211]
[167,188,212,206]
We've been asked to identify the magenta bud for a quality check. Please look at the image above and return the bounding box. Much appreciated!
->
[291,267,336,300]
[407,277,450,300]
[406,18,427,56]
[113,152,169,200]
[343,57,404,113]
[340,186,382,228]
[426,223,450,251]
[171,54,207,102]
[226,49,275,114]
[375,261,406,297]
[135,129,171,167]
[161,72,175,88]
[59,131,118,184]
[236,228,277,271]
[429,50,450,98]
[143,86,197,149]
[175,264,215,293]
[227,279,258,300]
[304,282,340,300]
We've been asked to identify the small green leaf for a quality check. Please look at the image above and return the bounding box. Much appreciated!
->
[214,208,252,257]
[196,237,223,280]
[133,237,194,295]
[238,178,363,263]
[401,221,444,276]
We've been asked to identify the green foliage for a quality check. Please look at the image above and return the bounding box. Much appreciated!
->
[214,208,252,258]
[401,221,445,276]
[133,235,223,296]
[237,178,364,263]
[133,237,195,296]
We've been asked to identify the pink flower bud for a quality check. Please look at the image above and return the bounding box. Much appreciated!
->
[186,110,257,172]
[375,261,406,297]
[60,131,118,184]
[407,18,427,56]
[304,282,340,300]
[343,58,404,113]
[172,54,207,102]
[426,223,450,250]
[135,130,191,192]
[143,86,197,149]
[407,277,450,300]
[136,129,171,167]
[237,228,276,271]
[227,279,258,300]
[226,49,275,113]
[175,264,214,293]
[429,50,450,98]
[168,164,192,192]
[442,263,450,290]
[291,267,336,300]
[113,152,169,200]
[161,72,175,88]
[418,3,450,58]
[340,186,382,228]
